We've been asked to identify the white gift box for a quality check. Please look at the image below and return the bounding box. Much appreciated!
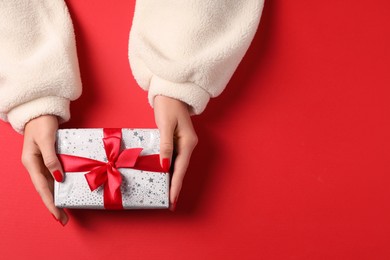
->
[54,128,170,209]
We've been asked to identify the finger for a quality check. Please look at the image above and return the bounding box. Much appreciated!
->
[22,152,68,226]
[157,122,175,172]
[37,136,64,183]
[31,172,69,226]
[169,134,198,211]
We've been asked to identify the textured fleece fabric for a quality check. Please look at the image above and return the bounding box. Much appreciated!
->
[0,0,264,133]
[0,0,82,133]
[129,0,264,114]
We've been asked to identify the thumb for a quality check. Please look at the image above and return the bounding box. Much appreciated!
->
[38,139,64,183]
[158,125,175,173]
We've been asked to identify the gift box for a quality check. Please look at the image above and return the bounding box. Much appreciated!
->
[54,128,170,209]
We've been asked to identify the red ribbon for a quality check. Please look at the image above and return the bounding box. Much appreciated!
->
[58,128,165,210]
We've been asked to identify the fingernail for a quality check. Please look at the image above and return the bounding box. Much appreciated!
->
[162,158,170,172]
[53,170,63,182]
[51,214,65,226]
[170,198,178,212]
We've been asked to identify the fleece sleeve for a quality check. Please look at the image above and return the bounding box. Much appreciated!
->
[0,0,82,133]
[128,0,264,114]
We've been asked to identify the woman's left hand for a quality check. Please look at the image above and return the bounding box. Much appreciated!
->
[153,95,198,211]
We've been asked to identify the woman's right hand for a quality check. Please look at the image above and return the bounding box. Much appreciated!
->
[21,115,68,226]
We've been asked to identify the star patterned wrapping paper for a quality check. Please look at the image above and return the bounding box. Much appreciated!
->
[54,128,170,209]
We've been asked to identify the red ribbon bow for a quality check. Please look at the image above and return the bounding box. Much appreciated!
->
[58,128,165,210]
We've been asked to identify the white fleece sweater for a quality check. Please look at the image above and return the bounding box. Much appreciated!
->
[0,0,264,133]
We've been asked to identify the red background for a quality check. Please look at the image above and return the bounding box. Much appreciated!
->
[1,1,389,259]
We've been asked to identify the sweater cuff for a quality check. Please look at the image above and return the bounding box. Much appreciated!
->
[7,96,71,134]
[148,76,210,115]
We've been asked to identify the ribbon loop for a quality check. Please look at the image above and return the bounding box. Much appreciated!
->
[85,165,108,191]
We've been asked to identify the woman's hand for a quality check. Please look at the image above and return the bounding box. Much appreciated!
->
[22,115,68,225]
[154,96,198,211]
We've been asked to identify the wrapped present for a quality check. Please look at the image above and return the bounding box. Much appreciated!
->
[54,128,170,209]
